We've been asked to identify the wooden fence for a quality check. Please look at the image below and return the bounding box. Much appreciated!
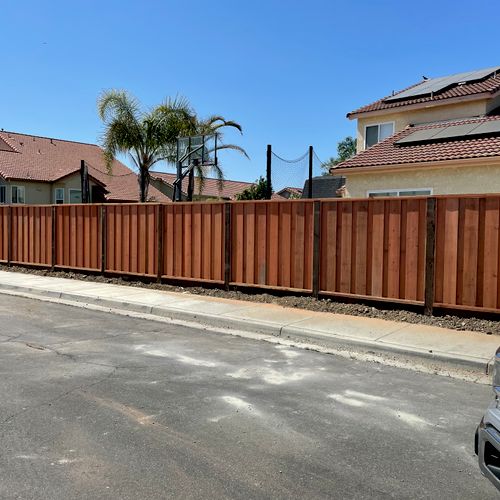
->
[0,195,499,314]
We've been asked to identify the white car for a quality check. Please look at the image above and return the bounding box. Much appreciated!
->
[476,347,500,491]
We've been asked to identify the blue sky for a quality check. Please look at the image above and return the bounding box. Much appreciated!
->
[1,0,498,183]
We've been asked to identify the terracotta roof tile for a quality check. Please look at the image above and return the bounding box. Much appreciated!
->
[334,115,500,170]
[151,172,254,200]
[348,72,500,117]
[0,131,169,202]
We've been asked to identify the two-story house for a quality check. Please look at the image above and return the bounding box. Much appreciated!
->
[333,66,500,197]
[0,130,168,204]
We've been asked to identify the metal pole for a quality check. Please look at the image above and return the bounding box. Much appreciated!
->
[174,161,182,201]
[266,144,272,200]
[308,146,313,199]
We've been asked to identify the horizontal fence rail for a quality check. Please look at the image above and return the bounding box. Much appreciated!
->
[0,195,499,314]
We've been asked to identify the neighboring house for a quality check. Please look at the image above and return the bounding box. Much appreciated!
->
[333,66,500,197]
[150,172,255,201]
[274,187,303,199]
[301,176,346,198]
[0,130,168,204]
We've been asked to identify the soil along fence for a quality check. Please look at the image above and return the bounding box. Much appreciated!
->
[0,195,499,315]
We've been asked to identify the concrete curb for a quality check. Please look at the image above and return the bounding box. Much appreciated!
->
[0,281,493,378]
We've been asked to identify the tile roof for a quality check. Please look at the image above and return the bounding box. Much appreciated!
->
[151,171,254,200]
[334,115,500,171]
[0,131,169,202]
[275,187,303,196]
[348,71,500,117]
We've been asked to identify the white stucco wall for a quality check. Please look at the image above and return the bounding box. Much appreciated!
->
[343,162,500,198]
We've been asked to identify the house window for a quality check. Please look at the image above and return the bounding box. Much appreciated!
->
[0,186,5,204]
[365,122,395,148]
[54,188,64,204]
[368,188,432,198]
[69,189,82,203]
[11,186,25,204]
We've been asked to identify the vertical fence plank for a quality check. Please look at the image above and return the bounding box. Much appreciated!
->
[482,198,499,309]
[424,198,437,315]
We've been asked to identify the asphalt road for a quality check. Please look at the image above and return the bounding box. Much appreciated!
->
[0,295,497,500]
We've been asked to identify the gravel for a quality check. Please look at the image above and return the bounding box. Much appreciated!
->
[1,264,499,336]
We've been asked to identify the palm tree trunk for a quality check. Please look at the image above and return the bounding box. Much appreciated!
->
[138,167,150,202]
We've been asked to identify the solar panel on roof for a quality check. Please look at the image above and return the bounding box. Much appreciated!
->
[395,128,442,144]
[467,121,500,136]
[384,66,500,102]
[395,120,500,145]
[429,123,481,140]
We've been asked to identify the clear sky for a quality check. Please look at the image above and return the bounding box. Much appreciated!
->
[1,0,498,183]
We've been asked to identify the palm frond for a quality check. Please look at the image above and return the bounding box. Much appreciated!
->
[216,143,250,160]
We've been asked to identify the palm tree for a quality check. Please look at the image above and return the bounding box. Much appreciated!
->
[98,90,192,202]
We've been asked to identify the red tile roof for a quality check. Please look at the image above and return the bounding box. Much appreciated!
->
[348,72,500,117]
[151,171,254,200]
[0,131,169,202]
[334,116,500,171]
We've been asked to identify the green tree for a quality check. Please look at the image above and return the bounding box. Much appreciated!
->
[98,90,192,202]
[235,176,271,200]
[322,136,357,174]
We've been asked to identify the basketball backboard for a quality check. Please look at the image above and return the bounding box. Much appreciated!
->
[176,134,217,168]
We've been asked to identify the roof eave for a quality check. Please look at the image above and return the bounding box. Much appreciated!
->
[333,155,500,175]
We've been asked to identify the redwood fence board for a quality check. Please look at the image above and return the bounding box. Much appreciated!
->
[1,195,500,313]
[319,198,426,302]
[161,203,224,282]
[0,207,8,262]
[55,205,100,270]
[106,204,156,276]
[230,200,314,290]
[11,206,52,266]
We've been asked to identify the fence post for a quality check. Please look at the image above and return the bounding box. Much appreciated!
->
[51,205,56,270]
[424,197,437,315]
[224,202,232,290]
[312,200,321,297]
[266,145,272,200]
[308,146,313,199]
[157,205,164,282]
[7,205,12,266]
[100,205,107,274]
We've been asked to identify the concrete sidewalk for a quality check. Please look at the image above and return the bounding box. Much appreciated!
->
[0,270,498,376]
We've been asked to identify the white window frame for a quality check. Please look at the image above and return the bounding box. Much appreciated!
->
[11,185,25,204]
[54,187,65,204]
[69,189,82,203]
[0,185,6,204]
[367,188,433,198]
[364,121,395,149]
